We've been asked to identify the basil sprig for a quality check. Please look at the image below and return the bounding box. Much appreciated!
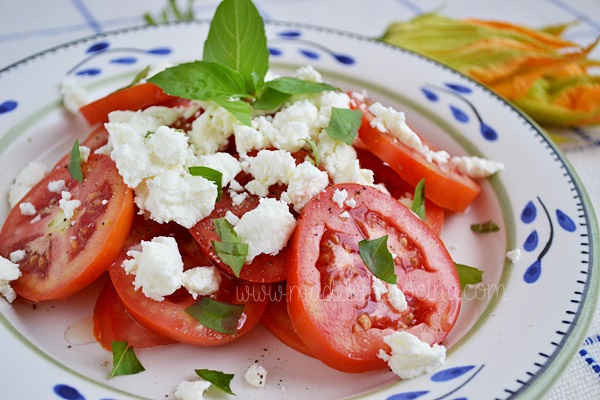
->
[109,341,145,379]
[455,263,484,289]
[411,178,426,220]
[212,217,249,277]
[68,139,83,182]
[185,297,244,335]
[195,369,235,395]
[189,166,223,202]
[359,235,397,284]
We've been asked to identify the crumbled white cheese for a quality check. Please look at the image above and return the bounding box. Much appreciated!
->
[193,152,242,187]
[234,198,296,263]
[339,211,350,219]
[506,248,522,263]
[79,145,91,163]
[369,102,423,153]
[378,331,446,380]
[332,188,348,208]
[182,266,221,300]
[282,161,329,212]
[372,276,388,301]
[122,236,185,302]
[245,363,267,388]
[0,256,22,303]
[233,117,272,155]
[244,150,296,197]
[61,77,88,114]
[174,379,211,400]
[451,155,505,179]
[59,191,81,221]
[188,102,237,155]
[19,202,36,216]
[387,283,408,312]
[296,65,323,82]
[8,161,49,207]
[345,197,357,208]
[224,210,240,226]
[9,250,25,263]
[47,180,66,193]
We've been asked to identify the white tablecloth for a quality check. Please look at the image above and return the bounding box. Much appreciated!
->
[1,0,599,398]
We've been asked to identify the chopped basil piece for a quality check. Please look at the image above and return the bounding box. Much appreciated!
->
[195,369,235,395]
[325,107,363,145]
[189,166,223,202]
[68,139,83,183]
[359,235,397,284]
[470,220,500,233]
[212,218,248,277]
[300,137,321,165]
[411,178,426,220]
[109,341,145,379]
[185,297,244,335]
[455,263,484,289]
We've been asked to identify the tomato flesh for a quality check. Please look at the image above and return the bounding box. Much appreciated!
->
[0,154,134,302]
[287,183,461,373]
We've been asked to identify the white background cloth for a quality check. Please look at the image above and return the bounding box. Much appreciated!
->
[1,0,599,398]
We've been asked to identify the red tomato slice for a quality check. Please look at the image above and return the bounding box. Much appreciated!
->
[261,284,314,357]
[79,82,177,126]
[356,147,445,236]
[287,183,461,373]
[109,215,270,346]
[0,154,135,302]
[93,277,176,350]
[351,93,480,212]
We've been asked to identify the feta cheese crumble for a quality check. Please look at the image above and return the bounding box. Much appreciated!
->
[174,380,211,400]
[19,202,36,216]
[451,155,505,179]
[0,256,22,303]
[506,248,522,263]
[8,161,49,207]
[182,266,222,300]
[245,363,267,388]
[378,331,446,380]
[58,191,81,221]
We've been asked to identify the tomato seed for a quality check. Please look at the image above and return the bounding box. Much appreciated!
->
[356,313,372,330]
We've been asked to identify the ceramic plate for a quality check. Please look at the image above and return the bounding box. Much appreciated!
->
[0,21,598,400]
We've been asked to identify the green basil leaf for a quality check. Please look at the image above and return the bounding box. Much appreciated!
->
[185,297,244,335]
[211,96,252,127]
[325,107,363,145]
[411,178,426,220]
[470,220,500,233]
[195,369,235,395]
[109,341,145,379]
[263,76,337,95]
[455,263,484,289]
[203,0,269,94]
[68,139,83,183]
[359,235,397,284]
[212,217,248,277]
[252,87,291,111]
[189,166,223,202]
[147,61,247,101]
[300,138,321,166]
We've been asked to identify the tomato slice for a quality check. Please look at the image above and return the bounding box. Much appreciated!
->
[93,277,176,350]
[261,284,314,357]
[0,154,135,302]
[351,93,480,212]
[356,147,445,236]
[109,215,270,346]
[79,82,177,126]
[287,183,461,373]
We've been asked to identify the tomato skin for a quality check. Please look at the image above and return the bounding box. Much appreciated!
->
[93,277,176,350]
[109,216,270,346]
[351,94,480,212]
[79,82,177,125]
[0,154,134,302]
[287,183,461,373]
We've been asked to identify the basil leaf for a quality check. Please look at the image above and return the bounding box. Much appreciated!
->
[68,140,83,183]
[109,341,145,379]
[359,235,397,284]
[195,369,235,395]
[185,297,244,335]
[470,220,500,233]
[455,263,484,289]
[411,178,426,220]
[212,218,248,277]
[300,138,321,166]
[189,166,223,202]
[252,87,291,111]
[203,0,269,94]
[264,76,337,95]
[147,61,247,101]
[211,96,252,127]
[325,107,363,145]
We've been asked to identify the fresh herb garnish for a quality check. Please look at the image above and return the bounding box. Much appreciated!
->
[109,341,145,379]
[455,263,484,289]
[300,137,321,165]
[189,166,223,202]
[212,217,249,277]
[470,220,500,233]
[147,0,336,126]
[325,107,363,145]
[144,0,195,25]
[195,369,235,395]
[411,178,426,220]
[359,235,397,284]
[185,297,244,335]
[68,139,83,182]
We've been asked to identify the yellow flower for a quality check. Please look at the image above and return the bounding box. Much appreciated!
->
[381,13,600,127]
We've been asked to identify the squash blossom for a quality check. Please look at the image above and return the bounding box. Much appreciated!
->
[381,13,600,127]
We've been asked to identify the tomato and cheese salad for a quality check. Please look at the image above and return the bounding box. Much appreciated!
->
[0,0,505,395]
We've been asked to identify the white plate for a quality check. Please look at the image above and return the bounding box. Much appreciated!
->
[0,21,598,400]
